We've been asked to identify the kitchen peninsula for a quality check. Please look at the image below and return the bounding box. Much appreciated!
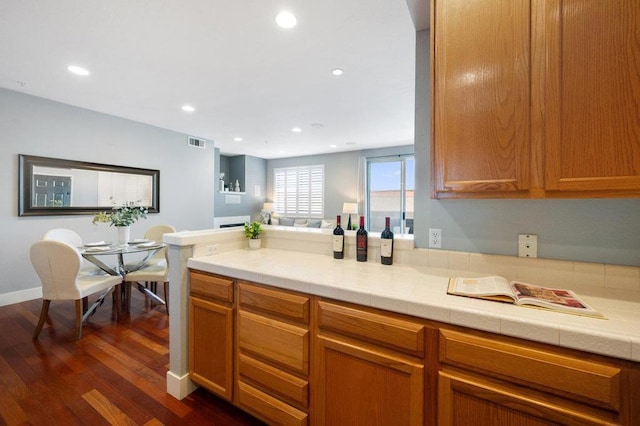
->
[164,227,640,425]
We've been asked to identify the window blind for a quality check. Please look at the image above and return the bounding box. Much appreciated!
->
[274,165,324,216]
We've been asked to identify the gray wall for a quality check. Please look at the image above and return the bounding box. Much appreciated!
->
[266,145,414,222]
[412,29,640,266]
[1,88,215,297]
[267,150,362,220]
[214,149,267,220]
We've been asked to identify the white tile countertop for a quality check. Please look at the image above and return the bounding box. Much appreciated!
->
[188,248,640,363]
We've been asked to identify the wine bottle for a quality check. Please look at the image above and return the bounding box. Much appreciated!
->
[333,215,344,259]
[380,216,394,265]
[356,215,368,262]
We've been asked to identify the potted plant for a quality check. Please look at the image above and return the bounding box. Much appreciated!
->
[92,200,148,244]
[243,221,263,249]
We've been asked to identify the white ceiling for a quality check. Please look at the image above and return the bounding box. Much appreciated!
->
[0,0,425,159]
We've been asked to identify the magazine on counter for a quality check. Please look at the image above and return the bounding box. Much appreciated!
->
[447,276,604,318]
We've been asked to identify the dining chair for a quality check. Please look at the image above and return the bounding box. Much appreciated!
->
[43,228,101,274]
[124,224,175,314]
[30,240,122,340]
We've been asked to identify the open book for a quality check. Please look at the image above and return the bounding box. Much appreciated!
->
[447,276,604,318]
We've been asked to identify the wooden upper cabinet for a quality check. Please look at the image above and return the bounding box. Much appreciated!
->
[432,0,640,199]
[544,0,640,196]
[432,0,532,198]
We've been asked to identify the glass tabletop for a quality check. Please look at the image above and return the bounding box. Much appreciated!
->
[80,242,166,255]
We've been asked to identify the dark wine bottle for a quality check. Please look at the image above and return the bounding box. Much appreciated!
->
[356,215,368,262]
[333,215,344,259]
[380,216,394,265]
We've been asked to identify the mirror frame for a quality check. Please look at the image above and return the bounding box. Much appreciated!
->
[19,154,160,217]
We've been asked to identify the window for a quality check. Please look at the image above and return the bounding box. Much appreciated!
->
[274,165,324,217]
[366,155,414,234]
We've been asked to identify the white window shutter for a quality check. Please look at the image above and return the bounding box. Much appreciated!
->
[273,165,324,217]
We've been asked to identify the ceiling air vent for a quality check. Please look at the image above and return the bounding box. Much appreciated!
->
[188,136,206,149]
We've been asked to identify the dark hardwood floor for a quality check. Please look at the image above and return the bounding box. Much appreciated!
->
[0,290,264,425]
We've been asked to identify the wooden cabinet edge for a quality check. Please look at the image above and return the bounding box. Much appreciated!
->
[237,380,308,426]
[317,299,425,356]
[189,269,234,303]
[438,368,621,426]
[238,280,310,324]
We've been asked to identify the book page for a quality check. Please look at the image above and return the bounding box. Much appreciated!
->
[510,282,601,316]
[450,276,513,297]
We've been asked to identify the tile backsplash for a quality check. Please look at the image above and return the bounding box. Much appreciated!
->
[192,226,640,292]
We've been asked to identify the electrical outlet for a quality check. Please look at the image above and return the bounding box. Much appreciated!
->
[518,234,537,258]
[205,244,219,256]
[429,228,442,248]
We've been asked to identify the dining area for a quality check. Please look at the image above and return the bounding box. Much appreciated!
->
[29,224,175,341]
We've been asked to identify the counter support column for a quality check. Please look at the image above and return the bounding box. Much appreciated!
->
[166,243,198,399]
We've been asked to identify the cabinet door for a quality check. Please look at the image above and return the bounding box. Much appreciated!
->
[438,369,614,426]
[314,335,423,426]
[189,297,233,401]
[544,0,640,195]
[432,0,532,198]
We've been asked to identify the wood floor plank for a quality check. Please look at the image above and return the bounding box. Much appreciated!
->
[121,329,169,355]
[0,387,28,425]
[82,389,138,426]
[0,355,29,399]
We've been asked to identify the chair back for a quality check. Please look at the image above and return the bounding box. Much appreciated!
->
[43,228,83,247]
[144,224,176,260]
[30,240,83,300]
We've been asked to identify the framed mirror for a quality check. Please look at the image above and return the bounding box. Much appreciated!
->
[19,154,160,216]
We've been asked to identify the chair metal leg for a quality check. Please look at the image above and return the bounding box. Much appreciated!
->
[75,300,83,340]
[114,284,121,319]
[32,299,50,340]
[164,281,169,315]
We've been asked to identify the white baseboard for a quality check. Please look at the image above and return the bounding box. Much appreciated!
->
[166,370,197,400]
[0,287,41,307]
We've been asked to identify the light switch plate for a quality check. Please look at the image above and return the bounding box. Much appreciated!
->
[518,234,537,258]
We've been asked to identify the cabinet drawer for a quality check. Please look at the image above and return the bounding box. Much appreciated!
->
[239,281,310,324]
[239,353,309,409]
[439,329,622,411]
[238,310,309,375]
[189,270,233,303]
[317,301,425,356]
[238,381,308,426]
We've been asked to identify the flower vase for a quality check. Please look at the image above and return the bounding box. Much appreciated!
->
[117,226,130,245]
[248,238,261,250]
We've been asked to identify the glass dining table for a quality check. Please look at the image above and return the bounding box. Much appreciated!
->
[80,241,167,311]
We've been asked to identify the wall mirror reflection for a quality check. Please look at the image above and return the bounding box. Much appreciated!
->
[19,154,160,216]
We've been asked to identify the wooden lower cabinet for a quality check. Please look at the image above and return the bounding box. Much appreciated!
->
[438,328,640,425]
[236,281,311,425]
[188,272,640,425]
[188,271,234,401]
[314,335,424,426]
[313,300,427,426]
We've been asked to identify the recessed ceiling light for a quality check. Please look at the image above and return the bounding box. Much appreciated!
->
[275,11,297,29]
[181,105,195,112]
[329,144,337,148]
[234,137,243,142]
[291,127,302,133]
[279,150,286,154]
[67,65,90,76]
[331,68,343,76]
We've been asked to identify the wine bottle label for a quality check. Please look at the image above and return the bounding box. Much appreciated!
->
[333,235,344,252]
[357,236,367,249]
[380,239,393,257]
